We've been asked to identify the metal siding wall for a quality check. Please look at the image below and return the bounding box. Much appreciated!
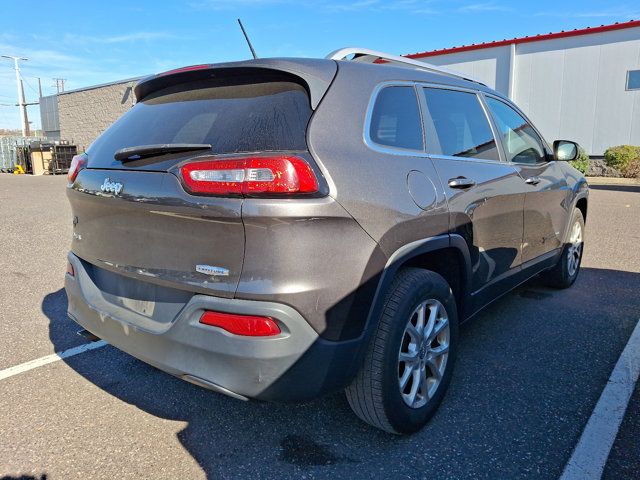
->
[422,46,511,94]
[557,43,600,153]
[633,66,640,145]
[39,94,59,133]
[591,33,640,154]
[515,47,565,145]
[518,28,640,155]
[417,26,640,155]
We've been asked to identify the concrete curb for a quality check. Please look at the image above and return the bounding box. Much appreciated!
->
[586,177,640,186]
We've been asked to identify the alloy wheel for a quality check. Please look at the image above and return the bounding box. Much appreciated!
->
[567,220,583,277]
[398,299,450,409]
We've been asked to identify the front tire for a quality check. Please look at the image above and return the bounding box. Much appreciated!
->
[345,268,458,434]
[542,208,585,289]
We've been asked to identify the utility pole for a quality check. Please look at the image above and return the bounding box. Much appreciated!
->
[37,77,43,98]
[53,78,66,93]
[20,79,30,136]
[1,55,29,137]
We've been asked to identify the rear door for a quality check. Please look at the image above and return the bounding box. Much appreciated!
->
[419,86,526,298]
[483,95,570,264]
[69,73,315,299]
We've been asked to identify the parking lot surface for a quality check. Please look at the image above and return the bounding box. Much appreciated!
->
[0,175,638,479]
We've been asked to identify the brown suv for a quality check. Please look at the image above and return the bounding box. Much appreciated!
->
[64,49,588,434]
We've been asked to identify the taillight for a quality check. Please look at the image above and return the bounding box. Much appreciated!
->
[199,311,281,336]
[180,155,319,196]
[68,153,87,183]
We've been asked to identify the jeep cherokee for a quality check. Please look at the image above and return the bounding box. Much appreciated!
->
[64,49,588,434]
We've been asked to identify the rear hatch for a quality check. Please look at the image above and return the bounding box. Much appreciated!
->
[68,60,336,303]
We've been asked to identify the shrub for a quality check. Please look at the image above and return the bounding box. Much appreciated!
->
[604,145,640,171]
[624,158,640,179]
[568,148,590,174]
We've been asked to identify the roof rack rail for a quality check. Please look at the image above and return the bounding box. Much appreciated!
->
[325,47,484,85]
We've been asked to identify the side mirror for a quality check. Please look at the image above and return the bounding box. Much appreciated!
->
[553,140,579,161]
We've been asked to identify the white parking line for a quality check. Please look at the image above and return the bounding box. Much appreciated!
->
[0,341,107,381]
[560,319,640,480]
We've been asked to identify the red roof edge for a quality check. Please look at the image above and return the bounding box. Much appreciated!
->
[405,19,640,59]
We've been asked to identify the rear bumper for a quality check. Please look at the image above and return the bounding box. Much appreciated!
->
[65,253,361,402]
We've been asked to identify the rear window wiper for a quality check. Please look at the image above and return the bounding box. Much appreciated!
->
[114,143,212,161]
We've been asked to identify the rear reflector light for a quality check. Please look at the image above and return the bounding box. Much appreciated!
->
[199,311,281,336]
[68,153,87,183]
[66,261,75,277]
[180,156,318,196]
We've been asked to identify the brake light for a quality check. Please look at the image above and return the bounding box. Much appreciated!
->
[180,156,319,196]
[158,64,210,76]
[68,153,87,183]
[199,311,281,336]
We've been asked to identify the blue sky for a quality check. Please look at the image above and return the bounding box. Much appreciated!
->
[0,0,638,129]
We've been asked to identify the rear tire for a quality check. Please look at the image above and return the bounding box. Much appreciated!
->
[345,268,458,434]
[542,208,585,289]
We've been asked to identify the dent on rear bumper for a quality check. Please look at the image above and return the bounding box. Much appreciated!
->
[65,252,359,401]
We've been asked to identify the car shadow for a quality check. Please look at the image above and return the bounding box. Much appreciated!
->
[43,266,640,478]
[42,292,393,478]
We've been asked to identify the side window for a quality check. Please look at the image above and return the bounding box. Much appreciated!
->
[485,97,546,164]
[421,87,500,161]
[369,86,423,151]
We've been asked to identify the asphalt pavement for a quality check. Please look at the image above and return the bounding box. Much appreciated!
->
[0,175,638,479]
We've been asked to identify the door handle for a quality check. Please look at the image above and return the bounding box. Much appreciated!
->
[448,177,476,189]
[525,176,540,185]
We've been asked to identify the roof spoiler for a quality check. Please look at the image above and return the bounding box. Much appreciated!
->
[133,58,337,109]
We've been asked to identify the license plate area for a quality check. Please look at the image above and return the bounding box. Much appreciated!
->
[82,259,192,324]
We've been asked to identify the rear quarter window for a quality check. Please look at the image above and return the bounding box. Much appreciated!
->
[368,86,424,151]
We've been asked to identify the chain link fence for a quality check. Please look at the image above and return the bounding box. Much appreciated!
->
[0,136,44,172]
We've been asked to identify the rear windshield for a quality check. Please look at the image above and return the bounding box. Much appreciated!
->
[87,78,312,169]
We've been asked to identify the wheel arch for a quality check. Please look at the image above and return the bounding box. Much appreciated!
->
[352,234,472,365]
[576,196,588,223]
[571,177,589,223]
[562,190,588,244]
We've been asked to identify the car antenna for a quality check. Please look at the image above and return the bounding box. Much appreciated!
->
[237,18,258,59]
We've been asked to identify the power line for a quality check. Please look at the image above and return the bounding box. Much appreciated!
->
[0,108,15,128]
[19,72,39,99]
[53,78,66,93]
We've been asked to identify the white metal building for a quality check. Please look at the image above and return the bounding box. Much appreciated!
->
[407,20,640,156]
